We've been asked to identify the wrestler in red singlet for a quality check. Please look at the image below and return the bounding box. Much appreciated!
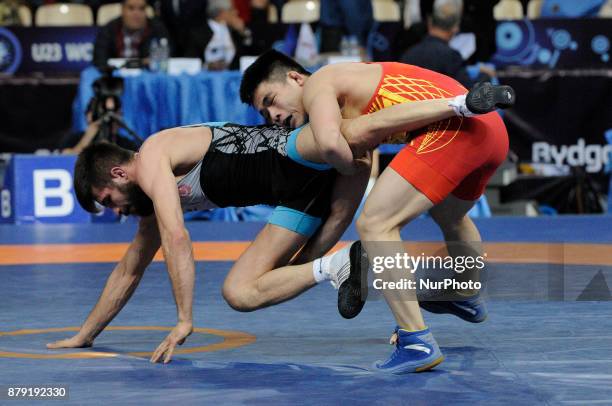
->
[363,62,509,204]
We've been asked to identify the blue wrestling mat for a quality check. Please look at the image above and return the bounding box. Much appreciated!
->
[1,217,612,405]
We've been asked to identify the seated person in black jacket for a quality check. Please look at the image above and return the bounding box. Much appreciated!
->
[93,0,171,67]
[204,0,272,70]
[157,0,212,59]
[400,0,494,87]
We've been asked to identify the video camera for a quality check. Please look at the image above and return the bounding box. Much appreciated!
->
[86,65,143,148]
[89,66,124,122]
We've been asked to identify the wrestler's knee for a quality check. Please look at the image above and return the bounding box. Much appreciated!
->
[435,213,473,235]
[222,282,258,312]
[356,210,397,240]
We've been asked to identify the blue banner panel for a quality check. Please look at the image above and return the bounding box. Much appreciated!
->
[0,26,97,74]
[0,155,91,224]
[493,18,611,68]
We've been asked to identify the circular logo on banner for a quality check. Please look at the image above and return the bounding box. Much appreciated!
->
[591,35,610,62]
[494,21,537,64]
[0,27,22,74]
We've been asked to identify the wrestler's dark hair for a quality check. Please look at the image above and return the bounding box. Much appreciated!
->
[74,142,134,213]
[240,49,311,105]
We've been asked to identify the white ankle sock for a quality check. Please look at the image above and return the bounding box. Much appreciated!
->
[448,94,476,117]
[312,256,332,283]
[312,244,352,285]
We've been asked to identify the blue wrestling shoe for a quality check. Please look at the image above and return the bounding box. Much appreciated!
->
[419,294,488,323]
[374,327,444,374]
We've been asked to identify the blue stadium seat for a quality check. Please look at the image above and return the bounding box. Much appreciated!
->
[541,0,605,18]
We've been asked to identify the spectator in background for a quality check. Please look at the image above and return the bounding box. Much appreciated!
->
[460,0,499,64]
[156,0,271,66]
[389,0,434,61]
[240,0,282,56]
[204,0,243,70]
[236,0,278,56]
[400,0,494,87]
[233,0,254,23]
[319,0,373,53]
[0,0,23,25]
[93,0,170,67]
[156,0,212,58]
[204,0,270,70]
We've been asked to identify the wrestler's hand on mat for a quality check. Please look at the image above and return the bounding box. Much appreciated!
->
[150,321,193,364]
[46,335,93,349]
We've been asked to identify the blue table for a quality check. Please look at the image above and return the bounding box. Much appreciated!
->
[72,67,264,139]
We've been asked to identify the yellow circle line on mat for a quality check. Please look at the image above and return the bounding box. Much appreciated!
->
[0,326,256,359]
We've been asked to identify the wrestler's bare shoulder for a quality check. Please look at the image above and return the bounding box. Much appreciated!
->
[308,63,383,115]
[136,126,212,178]
[310,63,381,90]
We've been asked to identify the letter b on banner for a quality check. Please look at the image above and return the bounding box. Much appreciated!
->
[33,169,74,217]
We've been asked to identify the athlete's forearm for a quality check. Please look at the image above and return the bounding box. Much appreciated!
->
[78,262,144,342]
[305,88,355,174]
[78,222,160,341]
[319,130,356,175]
[160,229,195,324]
[364,98,456,134]
[72,121,100,154]
[340,98,456,153]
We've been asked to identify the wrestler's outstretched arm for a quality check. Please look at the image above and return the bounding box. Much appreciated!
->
[137,137,195,364]
[339,98,458,156]
[294,97,455,165]
[46,216,161,349]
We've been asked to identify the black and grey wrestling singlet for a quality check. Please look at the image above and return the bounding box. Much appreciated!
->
[177,123,335,218]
